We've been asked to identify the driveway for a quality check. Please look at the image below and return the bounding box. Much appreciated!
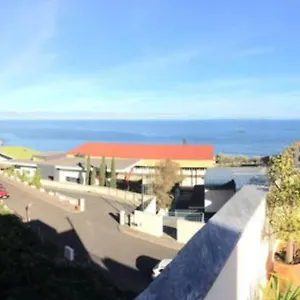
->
[1,177,177,293]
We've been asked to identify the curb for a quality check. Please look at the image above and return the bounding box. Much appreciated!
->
[0,174,84,212]
[118,225,183,251]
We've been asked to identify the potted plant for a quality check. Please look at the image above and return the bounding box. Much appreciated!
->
[267,145,300,285]
[259,273,300,300]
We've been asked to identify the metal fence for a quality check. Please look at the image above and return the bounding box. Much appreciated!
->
[167,209,205,222]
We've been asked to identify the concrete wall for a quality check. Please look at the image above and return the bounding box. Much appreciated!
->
[131,210,163,237]
[41,179,153,206]
[57,169,86,183]
[137,185,268,300]
[176,219,205,244]
[205,189,235,213]
[143,198,157,214]
[0,154,9,161]
[17,166,36,177]
[205,199,268,300]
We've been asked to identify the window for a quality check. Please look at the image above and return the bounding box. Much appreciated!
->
[66,177,78,183]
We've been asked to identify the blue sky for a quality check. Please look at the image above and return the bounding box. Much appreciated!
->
[0,0,300,119]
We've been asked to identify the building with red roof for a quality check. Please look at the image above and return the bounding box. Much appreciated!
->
[67,142,214,162]
[67,142,215,186]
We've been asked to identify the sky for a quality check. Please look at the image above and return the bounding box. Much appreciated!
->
[0,0,300,119]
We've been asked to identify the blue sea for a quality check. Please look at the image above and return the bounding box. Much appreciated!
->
[0,119,299,156]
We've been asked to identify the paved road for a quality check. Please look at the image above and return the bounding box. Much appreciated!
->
[1,177,177,293]
[43,186,137,213]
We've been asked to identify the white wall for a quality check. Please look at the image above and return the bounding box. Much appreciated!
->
[132,210,163,237]
[182,176,204,187]
[41,179,154,206]
[19,166,36,177]
[58,169,86,183]
[0,155,9,161]
[144,199,157,214]
[176,219,205,244]
[205,189,235,213]
[205,199,268,300]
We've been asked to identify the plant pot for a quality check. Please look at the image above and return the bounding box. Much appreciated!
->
[266,239,280,280]
[273,260,300,286]
[271,241,300,288]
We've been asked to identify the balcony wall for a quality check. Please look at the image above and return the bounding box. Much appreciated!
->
[136,184,269,300]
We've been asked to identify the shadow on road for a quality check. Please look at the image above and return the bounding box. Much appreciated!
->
[108,212,119,224]
[20,215,155,294]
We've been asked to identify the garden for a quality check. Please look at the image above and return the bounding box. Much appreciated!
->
[261,145,300,299]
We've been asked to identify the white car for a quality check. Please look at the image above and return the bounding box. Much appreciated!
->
[152,259,172,279]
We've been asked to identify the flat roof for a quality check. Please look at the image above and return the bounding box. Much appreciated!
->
[32,151,66,158]
[204,166,267,190]
[4,157,140,171]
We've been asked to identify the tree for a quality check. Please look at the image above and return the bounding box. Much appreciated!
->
[182,138,187,145]
[99,156,106,186]
[31,170,41,189]
[90,167,96,185]
[110,157,117,189]
[85,156,91,185]
[153,159,183,209]
[267,145,300,264]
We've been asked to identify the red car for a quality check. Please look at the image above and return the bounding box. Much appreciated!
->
[0,184,9,199]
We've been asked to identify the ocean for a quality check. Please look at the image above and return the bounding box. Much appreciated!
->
[0,119,299,156]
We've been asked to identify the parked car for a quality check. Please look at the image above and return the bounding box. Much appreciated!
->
[0,185,9,199]
[152,259,172,279]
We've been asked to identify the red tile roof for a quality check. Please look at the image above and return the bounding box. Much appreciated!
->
[67,142,214,161]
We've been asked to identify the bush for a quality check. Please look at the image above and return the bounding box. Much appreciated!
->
[6,167,15,177]
[216,153,263,166]
[31,170,42,188]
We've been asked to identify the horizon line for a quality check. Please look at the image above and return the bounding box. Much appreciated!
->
[0,117,300,121]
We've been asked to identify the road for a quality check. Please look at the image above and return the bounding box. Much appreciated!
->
[1,177,178,293]
[43,186,137,213]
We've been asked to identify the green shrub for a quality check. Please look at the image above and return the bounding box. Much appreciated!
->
[31,170,42,188]
[260,273,300,300]
[6,167,15,177]
[19,170,30,182]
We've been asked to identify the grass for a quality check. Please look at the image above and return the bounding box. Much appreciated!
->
[0,202,135,300]
[0,146,40,160]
